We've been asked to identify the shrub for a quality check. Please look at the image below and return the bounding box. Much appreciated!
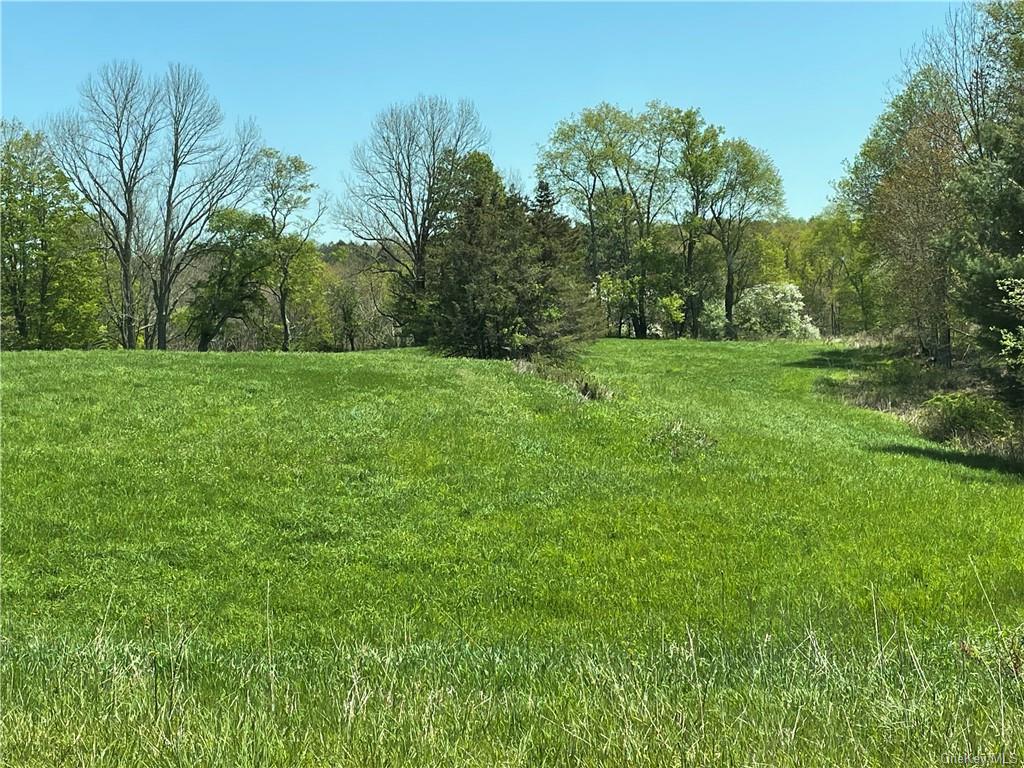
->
[699,302,728,340]
[652,293,686,339]
[918,392,1011,446]
[734,283,821,340]
[999,278,1024,376]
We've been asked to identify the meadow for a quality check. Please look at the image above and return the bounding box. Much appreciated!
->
[1,339,1022,766]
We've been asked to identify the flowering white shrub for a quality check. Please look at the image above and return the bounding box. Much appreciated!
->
[734,283,820,340]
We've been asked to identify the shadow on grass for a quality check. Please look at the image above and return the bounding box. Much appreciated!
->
[785,347,892,371]
[871,443,1024,478]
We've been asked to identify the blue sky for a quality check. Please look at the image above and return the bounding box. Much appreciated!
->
[3,2,956,238]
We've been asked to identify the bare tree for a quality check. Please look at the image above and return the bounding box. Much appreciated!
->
[48,61,161,349]
[49,61,258,350]
[909,5,1002,164]
[341,95,485,340]
[149,64,260,349]
[257,148,326,351]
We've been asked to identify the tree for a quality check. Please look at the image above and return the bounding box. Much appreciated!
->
[733,283,820,340]
[257,148,326,350]
[49,60,259,350]
[842,66,965,366]
[186,209,273,352]
[321,241,401,351]
[48,61,161,348]
[708,139,785,336]
[539,102,698,338]
[271,238,331,351]
[998,278,1024,375]
[342,96,486,341]
[426,156,599,360]
[948,2,1024,357]
[149,64,260,350]
[1,123,105,349]
[670,113,723,337]
[790,206,877,335]
[525,180,603,357]
[427,152,514,357]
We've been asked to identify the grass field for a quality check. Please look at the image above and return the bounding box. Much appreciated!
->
[2,339,1022,766]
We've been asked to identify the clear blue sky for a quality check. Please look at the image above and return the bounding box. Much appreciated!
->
[3,2,957,238]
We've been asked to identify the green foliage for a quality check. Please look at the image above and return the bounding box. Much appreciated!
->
[274,237,332,351]
[186,209,274,351]
[733,283,820,340]
[539,101,766,339]
[952,111,1024,354]
[3,341,1023,763]
[836,2,1024,371]
[653,292,686,338]
[698,300,728,340]
[321,241,400,351]
[790,205,879,335]
[1,122,106,349]
[425,158,599,360]
[999,278,1024,370]
[918,392,1011,445]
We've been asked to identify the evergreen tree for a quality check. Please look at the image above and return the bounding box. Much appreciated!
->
[426,158,599,360]
[525,180,602,358]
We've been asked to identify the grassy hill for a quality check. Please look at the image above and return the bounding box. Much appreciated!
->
[2,340,1022,765]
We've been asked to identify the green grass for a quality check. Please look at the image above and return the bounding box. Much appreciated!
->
[2,339,1022,766]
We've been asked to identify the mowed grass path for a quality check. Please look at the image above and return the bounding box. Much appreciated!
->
[2,340,1022,765]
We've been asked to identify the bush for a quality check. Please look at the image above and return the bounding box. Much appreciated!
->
[918,392,1011,446]
[734,283,820,340]
[999,278,1024,379]
[699,302,728,340]
[652,293,686,339]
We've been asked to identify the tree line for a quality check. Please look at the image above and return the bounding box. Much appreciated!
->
[3,1,1022,374]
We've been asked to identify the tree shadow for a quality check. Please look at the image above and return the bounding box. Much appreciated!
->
[871,443,1024,478]
[784,347,892,371]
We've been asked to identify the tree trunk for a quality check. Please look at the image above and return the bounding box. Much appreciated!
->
[724,261,736,340]
[279,288,290,352]
[12,294,29,343]
[120,262,137,350]
[687,295,702,339]
[155,279,170,350]
[684,239,701,339]
[633,277,648,339]
[937,324,953,369]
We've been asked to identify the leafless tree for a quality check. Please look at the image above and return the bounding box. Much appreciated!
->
[149,64,261,349]
[49,61,259,350]
[48,61,161,349]
[341,95,486,338]
[909,5,1002,164]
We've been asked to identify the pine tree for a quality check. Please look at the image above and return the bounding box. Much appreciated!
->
[424,160,600,360]
[525,180,602,360]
